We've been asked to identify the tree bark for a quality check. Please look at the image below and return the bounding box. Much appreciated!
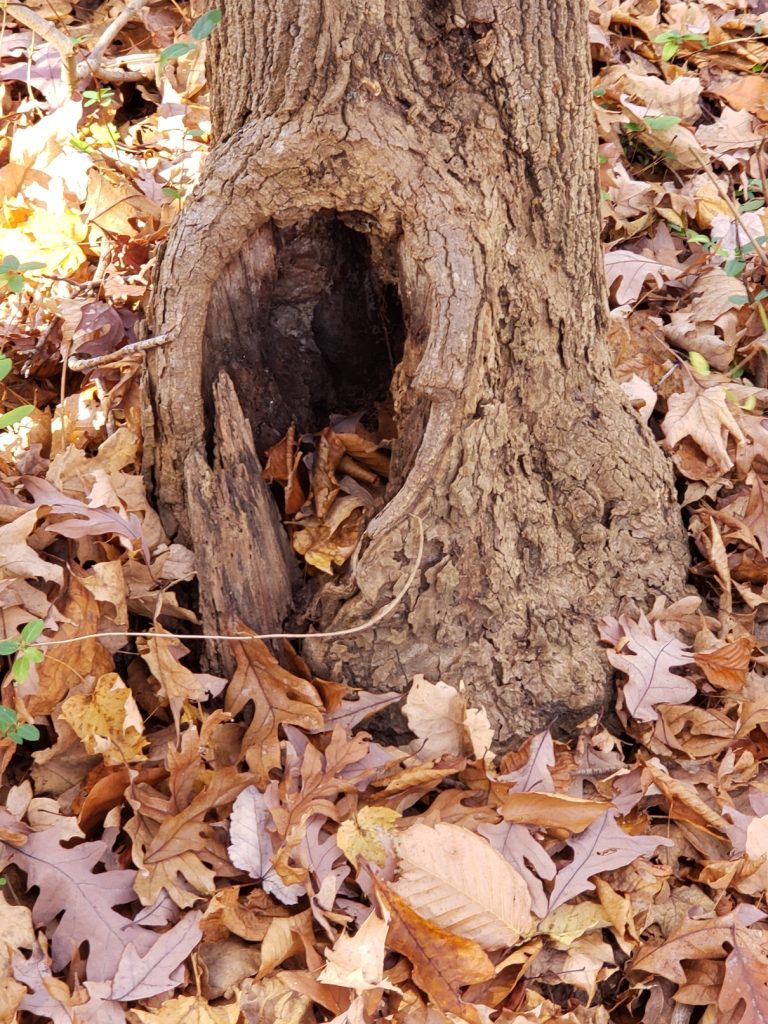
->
[145,0,689,743]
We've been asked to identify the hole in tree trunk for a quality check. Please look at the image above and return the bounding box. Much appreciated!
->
[203,210,406,459]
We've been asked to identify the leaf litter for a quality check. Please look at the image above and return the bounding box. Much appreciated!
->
[2,0,768,1022]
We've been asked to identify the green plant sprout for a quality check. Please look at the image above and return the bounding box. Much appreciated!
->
[0,355,34,431]
[0,254,45,295]
[83,86,114,109]
[158,9,222,75]
[0,705,39,744]
[655,30,709,62]
[0,619,46,683]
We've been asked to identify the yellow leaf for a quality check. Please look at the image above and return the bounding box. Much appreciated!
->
[131,994,240,1024]
[60,672,147,765]
[539,901,610,948]
[337,806,401,867]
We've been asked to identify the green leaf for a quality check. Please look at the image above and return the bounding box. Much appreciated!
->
[0,706,17,730]
[26,648,44,664]
[0,255,20,271]
[654,31,681,43]
[724,258,746,277]
[742,394,758,411]
[158,42,196,74]
[11,655,30,683]
[14,722,39,742]
[190,8,222,41]
[662,40,679,61]
[20,619,44,645]
[4,274,25,294]
[740,199,765,213]
[689,351,710,376]
[0,356,11,381]
[0,639,19,655]
[162,186,182,199]
[755,288,768,302]
[644,115,682,130]
[0,405,34,430]
[728,295,749,307]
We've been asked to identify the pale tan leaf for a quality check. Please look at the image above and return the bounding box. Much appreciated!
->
[393,822,533,950]
[318,910,397,994]
[663,386,745,475]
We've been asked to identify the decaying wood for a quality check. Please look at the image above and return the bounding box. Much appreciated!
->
[146,0,689,742]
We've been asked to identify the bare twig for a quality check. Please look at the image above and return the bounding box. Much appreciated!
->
[67,333,172,372]
[36,515,425,650]
[2,0,152,96]
[2,2,76,95]
[81,0,149,74]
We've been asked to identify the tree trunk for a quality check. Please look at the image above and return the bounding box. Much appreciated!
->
[145,0,689,743]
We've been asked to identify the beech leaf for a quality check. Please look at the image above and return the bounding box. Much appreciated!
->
[393,821,533,949]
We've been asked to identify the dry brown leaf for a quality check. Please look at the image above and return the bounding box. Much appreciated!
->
[376,880,494,1024]
[693,636,752,691]
[60,672,147,764]
[225,637,325,787]
[498,792,610,832]
[663,386,746,476]
[139,627,226,735]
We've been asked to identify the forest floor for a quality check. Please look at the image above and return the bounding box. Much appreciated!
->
[1,1,767,1022]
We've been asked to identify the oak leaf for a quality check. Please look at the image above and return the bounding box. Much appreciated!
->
[225,637,325,787]
[393,821,533,949]
[0,817,155,980]
[547,810,673,912]
[227,785,304,905]
[110,910,203,1000]
[139,629,226,735]
[606,614,696,722]
[633,904,765,985]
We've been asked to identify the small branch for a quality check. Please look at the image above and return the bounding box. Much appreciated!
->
[67,333,172,372]
[75,0,150,82]
[3,2,76,96]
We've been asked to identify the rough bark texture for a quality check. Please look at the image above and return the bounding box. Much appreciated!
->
[145,0,690,742]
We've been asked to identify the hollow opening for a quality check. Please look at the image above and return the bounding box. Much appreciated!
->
[203,209,406,458]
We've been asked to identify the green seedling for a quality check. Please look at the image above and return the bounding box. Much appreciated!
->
[0,354,34,430]
[83,86,114,109]
[159,9,222,74]
[688,351,710,376]
[655,29,709,62]
[0,619,46,683]
[0,254,45,295]
[0,705,39,744]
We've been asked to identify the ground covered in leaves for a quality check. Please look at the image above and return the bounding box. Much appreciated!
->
[2,1,768,1022]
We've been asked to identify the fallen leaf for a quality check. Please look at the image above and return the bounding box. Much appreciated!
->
[393,821,533,949]
[376,880,494,1024]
